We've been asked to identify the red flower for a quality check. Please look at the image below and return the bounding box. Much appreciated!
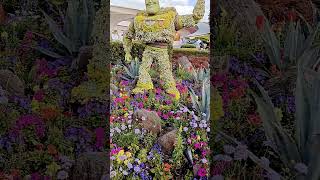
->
[287,10,297,22]
[36,143,44,151]
[256,15,265,31]
[63,111,72,117]
[248,113,262,126]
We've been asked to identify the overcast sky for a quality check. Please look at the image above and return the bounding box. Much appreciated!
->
[110,0,210,22]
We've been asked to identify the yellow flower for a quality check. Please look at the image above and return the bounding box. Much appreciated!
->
[124,160,129,165]
[116,157,122,164]
[124,113,129,117]
[126,152,132,158]
[118,150,124,156]
[196,135,201,141]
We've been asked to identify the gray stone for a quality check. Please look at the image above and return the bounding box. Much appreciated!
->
[177,56,194,72]
[158,129,177,154]
[0,70,24,96]
[71,152,108,180]
[133,109,162,135]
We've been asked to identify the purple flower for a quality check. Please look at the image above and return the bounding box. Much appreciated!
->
[31,172,41,180]
[57,170,68,179]
[127,162,133,169]
[294,163,308,175]
[134,165,141,172]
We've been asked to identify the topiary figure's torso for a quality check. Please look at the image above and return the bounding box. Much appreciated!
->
[133,8,177,43]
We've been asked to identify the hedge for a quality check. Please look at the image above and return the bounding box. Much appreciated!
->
[181,44,197,48]
[111,41,209,64]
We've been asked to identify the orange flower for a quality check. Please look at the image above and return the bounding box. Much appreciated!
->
[40,107,58,121]
[163,163,172,172]
[47,144,58,155]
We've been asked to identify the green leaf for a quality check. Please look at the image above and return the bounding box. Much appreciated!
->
[41,10,74,54]
[33,46,64,58]
[250,83,301,166]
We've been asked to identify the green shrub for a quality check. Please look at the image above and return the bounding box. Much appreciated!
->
[181,44,196,48]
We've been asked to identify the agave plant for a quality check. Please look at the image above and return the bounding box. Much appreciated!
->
[251,18,320,179]
[188,79,210,121]
[121,58,140,83]
[191,67,210,84]
[37,0,95,58]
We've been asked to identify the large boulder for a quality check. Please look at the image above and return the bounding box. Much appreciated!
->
[133,109,162,135]
[71,152,108,180]
[0,70,24,96]
[158,129,177,155]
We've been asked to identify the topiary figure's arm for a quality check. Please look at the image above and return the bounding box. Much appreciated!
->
[123,22,135,63]
[175,0,205,30]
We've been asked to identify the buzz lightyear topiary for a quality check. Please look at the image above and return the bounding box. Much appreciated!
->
[123,0,205,100]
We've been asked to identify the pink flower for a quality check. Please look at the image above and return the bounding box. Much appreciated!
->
[162,114,169,120]
[197,167,207,177]
[33,90,45,102]
[111,147,122,155]
[201,150,207,157]
[194,143,201,149]
[95,127,105,148]
[156,88,162,94]
[114,98,124,104]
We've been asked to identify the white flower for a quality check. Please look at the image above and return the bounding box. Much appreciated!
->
[123,171,128,176]
[128,120,132,124]
[201,158,208,163]
[115,127,121,133]
[134,129,141,134]
[199,123,204,128]
[141,116,146,121]
[128,125,132,129]
[121,125,127,130]
[110,171,117,177]
[203,123,207,128]
[110,133,113,137]
[110,129,114,133]
[206,127,210,132]
[183,127,188,132]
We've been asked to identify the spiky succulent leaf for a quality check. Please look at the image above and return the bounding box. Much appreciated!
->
[41,10,75,54]
[251,83,301,166]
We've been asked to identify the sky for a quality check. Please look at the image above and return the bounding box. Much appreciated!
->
[110,0,210,22]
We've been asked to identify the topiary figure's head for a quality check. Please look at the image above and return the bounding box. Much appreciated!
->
[145,0,160,15]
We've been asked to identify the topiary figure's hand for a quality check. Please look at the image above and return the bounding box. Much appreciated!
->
[125,53,132,63]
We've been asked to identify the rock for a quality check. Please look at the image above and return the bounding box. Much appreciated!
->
[0,85,8,104]
[177,56,194,72]
[71,152,108,180]
[158,129,177,154]
[0,70,24,96]
[133,109,162,135]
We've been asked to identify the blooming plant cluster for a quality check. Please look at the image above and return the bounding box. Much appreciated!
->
[110,52,210,179]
